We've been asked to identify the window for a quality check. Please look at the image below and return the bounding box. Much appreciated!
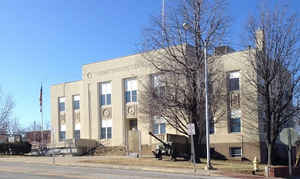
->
[100,82,112,106]
[74,123,80,139]
[152,74,165,97]
[230,118,241,132]
[74,130,80,139]
[129,119,137,130]
[153,116,166,135]
[210,119,215,134]
[73,95,80,110]
[101,127,112,139]
[230,147,242,157]
[59,124,66,141]
[229,71,240,91]
[59,131,65,141]
[230,110,241,133]
[100,119,112,139]
[125,78,137,103]
[58,97,65,112]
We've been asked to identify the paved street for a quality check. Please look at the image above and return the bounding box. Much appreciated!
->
[0,160,235,179]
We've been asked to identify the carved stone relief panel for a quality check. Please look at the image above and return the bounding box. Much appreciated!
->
[126,104,137,119]
[101,107,112,119]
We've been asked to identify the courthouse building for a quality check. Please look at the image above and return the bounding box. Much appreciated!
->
[51,44,267,161]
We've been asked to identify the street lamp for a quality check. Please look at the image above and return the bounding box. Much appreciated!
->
[183,23,212,170]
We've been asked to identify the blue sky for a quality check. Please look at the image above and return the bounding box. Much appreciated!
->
[0,0,299,129]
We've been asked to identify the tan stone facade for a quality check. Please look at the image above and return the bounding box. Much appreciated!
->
[51,46,265,161]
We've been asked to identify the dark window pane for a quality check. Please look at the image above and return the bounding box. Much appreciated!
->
[230,118,241,132]
[73,101,80,110]
[100,128,106,139]
[100,94,106,105]
[153,124,159,134]
[229,78,239,91]
[210,120,215,134]
[59,131,65,141]
[59,102,65,112]
[129,120,137,130]
[106,94,111,105]
[132,90,137,102]
[107,127,112,139]
[230,147,241,157]
[160,123,166,134]
[125,91,131,103]
[74,130,80,139]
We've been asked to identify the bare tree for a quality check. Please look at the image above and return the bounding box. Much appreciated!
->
[139,0,229,162]
[244,5,300,166]
[7,117,24,135]
[25,121,42,132]
[0,88,15,134]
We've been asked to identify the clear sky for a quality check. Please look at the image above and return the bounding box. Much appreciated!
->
[0,0,299,129]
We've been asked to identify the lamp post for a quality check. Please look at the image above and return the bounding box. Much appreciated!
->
[183,22,212,170]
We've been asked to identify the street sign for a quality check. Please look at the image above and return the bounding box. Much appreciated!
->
[279,128,299,146]
[187,123,195,135]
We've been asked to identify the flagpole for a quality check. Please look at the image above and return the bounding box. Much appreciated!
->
[40,84,43,151]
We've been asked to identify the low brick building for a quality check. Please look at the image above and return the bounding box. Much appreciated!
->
[25,130,51,146]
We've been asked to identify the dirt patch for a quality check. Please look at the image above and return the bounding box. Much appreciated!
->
[94,146,127,156]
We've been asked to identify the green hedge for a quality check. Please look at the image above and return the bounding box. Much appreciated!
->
[0,142,32,155]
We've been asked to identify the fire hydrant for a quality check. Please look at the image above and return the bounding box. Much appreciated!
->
[253,157,258,173]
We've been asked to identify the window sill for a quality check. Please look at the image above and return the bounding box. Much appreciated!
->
[125,102,138,105]
[100,105,112,108]
[229,132,241,134]
[100,138,112,141]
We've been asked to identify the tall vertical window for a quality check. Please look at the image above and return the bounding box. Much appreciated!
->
[58,97,65,112]
[100,82,112,106]
[74,123,80,139]
[152,74,165,97]
[59,124,66,141]
[100,120,112,139]
[229,71,240,91]
[125,78,137,103]
[230,110,241,133]
[74,130,80,139]
[153,116,166,135]
[73,95,80,110]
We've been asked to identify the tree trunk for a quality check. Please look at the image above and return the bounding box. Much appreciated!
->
[267,143,273,166]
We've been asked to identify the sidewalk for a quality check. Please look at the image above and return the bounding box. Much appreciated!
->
[0,156,266,178]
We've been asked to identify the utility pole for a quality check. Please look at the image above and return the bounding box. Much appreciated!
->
[204,41,212,170]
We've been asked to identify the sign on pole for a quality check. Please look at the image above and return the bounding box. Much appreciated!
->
[187,123,195,135]
[279,128,299,146]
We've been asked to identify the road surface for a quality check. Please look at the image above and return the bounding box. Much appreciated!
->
[0,160,235,179]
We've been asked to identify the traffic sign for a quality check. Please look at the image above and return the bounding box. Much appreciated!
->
[187,123,195,135]
[279,128,299,146]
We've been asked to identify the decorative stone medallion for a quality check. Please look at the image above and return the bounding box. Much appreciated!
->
[128,106,135,115]
[103,109,110,118]
[87,72,92,79]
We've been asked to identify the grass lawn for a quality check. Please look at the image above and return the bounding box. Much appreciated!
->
[80,156,266,176]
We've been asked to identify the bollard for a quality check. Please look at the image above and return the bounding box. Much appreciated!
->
[253,157,258,174]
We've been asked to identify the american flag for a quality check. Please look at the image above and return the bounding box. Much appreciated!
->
[40,84,42,112]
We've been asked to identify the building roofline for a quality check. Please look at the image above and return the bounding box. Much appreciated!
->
[82,44,189,68]
[51,80,82,87]
[82,52,144,68]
